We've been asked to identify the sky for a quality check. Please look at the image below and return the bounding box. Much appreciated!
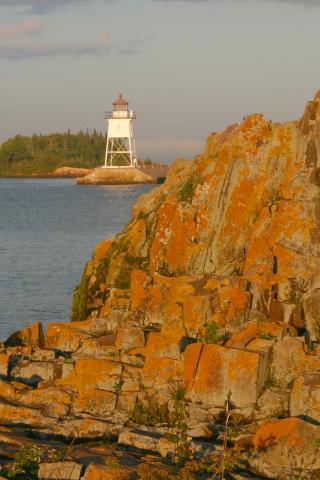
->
[0,0,320,163]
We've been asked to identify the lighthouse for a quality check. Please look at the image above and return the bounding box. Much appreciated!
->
[103,94,137,168]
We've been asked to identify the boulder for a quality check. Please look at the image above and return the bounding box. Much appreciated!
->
[184,343,268,411]
[118,426,162,453]
[270,336,305,387]
[82,462,130,480]
[254,388,289,420]
[115,327,145,351]
[55,358,122,393]
[0,353,8,377]
[5,322,44,349]
[73,390,116,417]
[45,321,92,352]
[38,461,83,480]
[249,417,320,478]
[290,371,320,423]
[225,320,287,349]
[11,360,58,386]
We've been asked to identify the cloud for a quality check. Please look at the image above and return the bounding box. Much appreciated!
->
[0,19,43,39]
[119,35,155,55]
[0,31,109,59]
[0,0,112,14]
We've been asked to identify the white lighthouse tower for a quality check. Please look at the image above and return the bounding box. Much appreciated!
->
[103,94,137,168]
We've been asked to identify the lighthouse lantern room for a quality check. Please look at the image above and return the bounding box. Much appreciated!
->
[103,94,137,168]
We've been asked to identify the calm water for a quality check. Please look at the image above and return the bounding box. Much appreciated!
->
[0,178,152,341]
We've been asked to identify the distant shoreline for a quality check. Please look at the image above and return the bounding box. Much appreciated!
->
[0,175,76,179]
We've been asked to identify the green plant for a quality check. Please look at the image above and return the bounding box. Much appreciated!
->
[203,322,224,344]
[284,278,309,306]
[167,389,190,464]
[170,382,186,402]
[114,380,123,394]
[264,374,278,389]
[137,211,149,221]
[226,415,248,439]
[177,402,244,480]
[71,273,90,322]
[6,445,42,479]
[178,177,198,203]
[130,399,170,427]
[258,332,276,340]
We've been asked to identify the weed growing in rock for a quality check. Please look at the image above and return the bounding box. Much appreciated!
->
[178,177,198,203]
[130,399,170,427]
[177,403,244,480]
[284,278,308,306]
[258,332,276,341]
[114,380,123,394]
[203,322,224,344]
[264,374,278,390]
[167,387,190,464]
[5,445,42,479]
[137,211,149,221]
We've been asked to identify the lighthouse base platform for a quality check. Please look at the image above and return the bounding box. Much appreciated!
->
[77,167,156,185]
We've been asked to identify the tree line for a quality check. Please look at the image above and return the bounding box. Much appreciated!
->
[0,130,106,175]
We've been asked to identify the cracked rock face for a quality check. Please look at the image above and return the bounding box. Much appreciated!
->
[2,92,320,478]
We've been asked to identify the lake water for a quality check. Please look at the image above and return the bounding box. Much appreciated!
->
[0,178,153,341]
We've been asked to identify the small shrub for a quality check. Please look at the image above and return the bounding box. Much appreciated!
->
[170,382,186,402]
[284,278,309,306]
[264,375,278,389]
[6,445,42,479]
[178,177,196,202]
[129,399,170,427]
[114,380,123,394]
[137,211,149,221]
[167,392,190,464]
[202,321,224,344]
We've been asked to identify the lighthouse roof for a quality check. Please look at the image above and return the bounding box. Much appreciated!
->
[113,94,128,106]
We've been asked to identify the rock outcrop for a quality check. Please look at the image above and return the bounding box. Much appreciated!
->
[77,167,155,185]
[2,92,320,478]
[53,167,92,177]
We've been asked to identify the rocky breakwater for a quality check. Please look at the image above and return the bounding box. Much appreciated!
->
[2,92,320,479]
[77,167,155,185]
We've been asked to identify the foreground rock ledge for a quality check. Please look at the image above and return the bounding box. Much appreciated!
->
[2,91,320,479]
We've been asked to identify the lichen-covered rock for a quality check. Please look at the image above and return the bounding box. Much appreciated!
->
[38,461,83,480]
[82,462,131,480]
[3,92,320,475]
[0,353,8,377]
[183,343,267,411]
[249,417,320,478]
[290,371,320,423]
[5,322,44,349]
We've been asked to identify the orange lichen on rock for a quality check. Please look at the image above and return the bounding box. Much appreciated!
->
[184,343,263,409]
[253,417,305,450]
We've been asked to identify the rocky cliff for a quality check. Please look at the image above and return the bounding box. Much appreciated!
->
[2,93,320,479]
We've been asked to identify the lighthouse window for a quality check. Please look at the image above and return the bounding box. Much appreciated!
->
[114,105,127,111]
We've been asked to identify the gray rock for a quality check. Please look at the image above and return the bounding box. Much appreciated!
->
[38,461,83,480]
